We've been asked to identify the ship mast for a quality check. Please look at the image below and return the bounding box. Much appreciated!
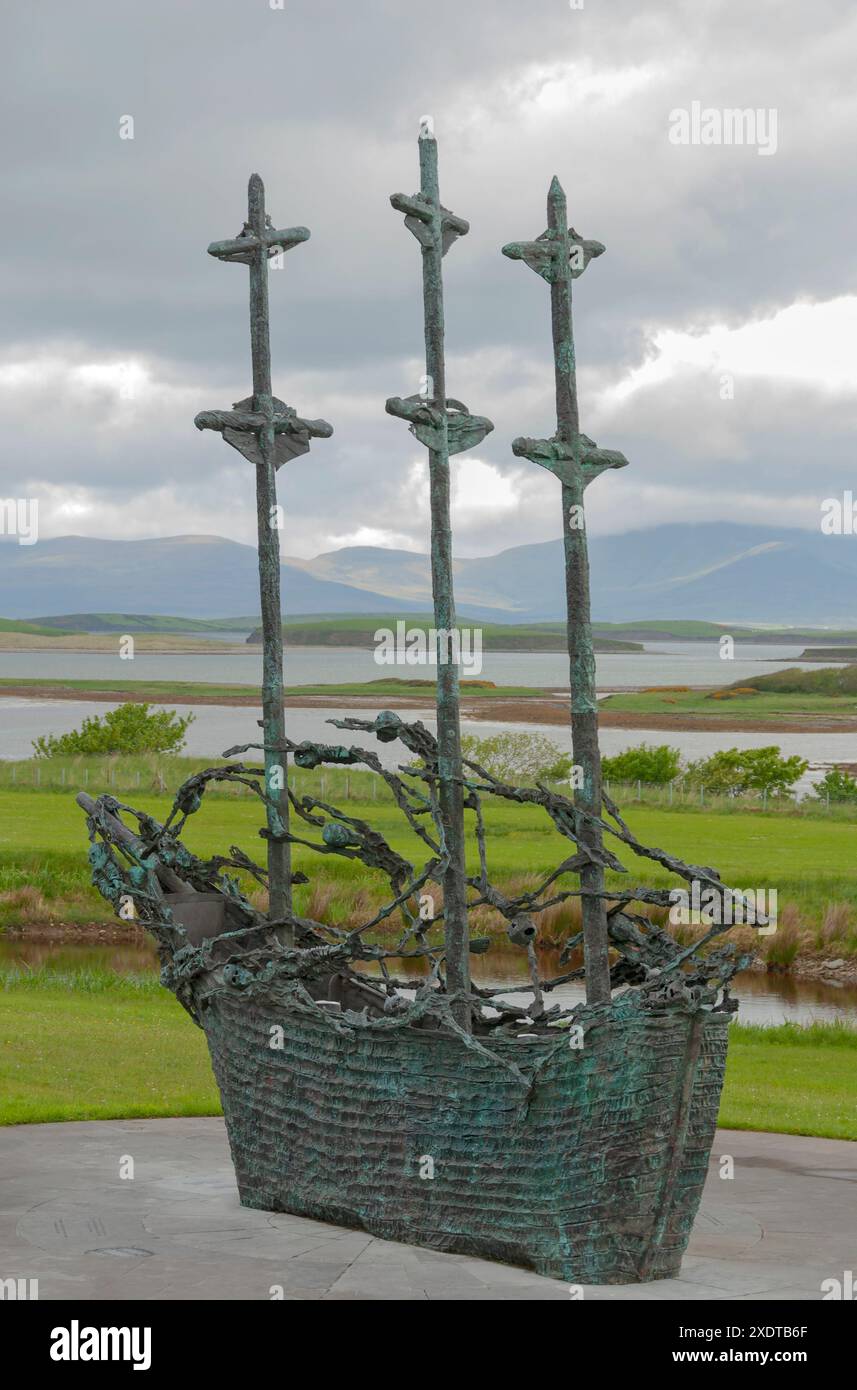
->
[503,177,628,1004]
[194,174,332,936]
[387,123,493,1030]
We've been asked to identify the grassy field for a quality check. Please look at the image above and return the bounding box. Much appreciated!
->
[603,687,857,723]
[1,971,853,1136]
[2,765,857,944]
[0,975,219,1125]
[719,1023,857,1140]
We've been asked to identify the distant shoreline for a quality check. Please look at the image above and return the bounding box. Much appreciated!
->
[3,680,857,733]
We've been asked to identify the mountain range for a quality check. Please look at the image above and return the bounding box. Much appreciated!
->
[1,524,856,625]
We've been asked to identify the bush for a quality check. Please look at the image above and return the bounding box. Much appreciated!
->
[460,732,571,783]
[33,702,194,758]
[813,767,857,803]
[601,743,682,785]
[684,746,807,798]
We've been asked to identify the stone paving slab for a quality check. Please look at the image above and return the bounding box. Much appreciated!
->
[0,1119,853,1301]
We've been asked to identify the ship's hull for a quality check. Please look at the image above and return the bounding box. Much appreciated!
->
[199,988,728,1285]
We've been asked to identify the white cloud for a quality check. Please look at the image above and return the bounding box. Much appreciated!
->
[603,295,857,407]
[323,525,418,550]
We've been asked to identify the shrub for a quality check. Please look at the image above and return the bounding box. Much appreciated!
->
[813,767,857,803]
[33,702,194,758]
[601,743,682,785]
[683,746,807,798]
[460,732,571,783]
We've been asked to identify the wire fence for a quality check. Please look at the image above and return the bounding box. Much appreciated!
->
[0,755,853,820]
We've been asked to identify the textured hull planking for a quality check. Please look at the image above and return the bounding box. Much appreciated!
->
[200,988,728,1284]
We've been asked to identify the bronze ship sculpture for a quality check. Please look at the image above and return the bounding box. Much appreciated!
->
[78,128,766,1284]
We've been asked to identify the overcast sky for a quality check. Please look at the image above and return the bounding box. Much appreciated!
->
[1,0,855,558]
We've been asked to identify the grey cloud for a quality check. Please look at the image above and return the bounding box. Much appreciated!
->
[1,0,855,557]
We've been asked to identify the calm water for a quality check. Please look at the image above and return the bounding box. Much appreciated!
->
[0,641,837,691]
[2,697,854,793]
[1,939,854,1029]
[4,640,852,782]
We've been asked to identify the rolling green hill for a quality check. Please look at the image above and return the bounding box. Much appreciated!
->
[0,618,83,637]
[245,615,642,653]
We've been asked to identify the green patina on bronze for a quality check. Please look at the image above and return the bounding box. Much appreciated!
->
[504,176,629,1007]
[76,136,767,1285]
[193,174,332,935]
[386,124,493,1030]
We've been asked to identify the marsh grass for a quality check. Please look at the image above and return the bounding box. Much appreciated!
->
[1,770,857,957]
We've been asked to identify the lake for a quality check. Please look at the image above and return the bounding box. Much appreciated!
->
[2,639,854,783]
[0,639,839,691]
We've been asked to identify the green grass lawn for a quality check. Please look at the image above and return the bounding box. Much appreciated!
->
[1,976,853,1137]
[0,981,219,1125]
[719,1023,857,1140]
[2,780,857,930]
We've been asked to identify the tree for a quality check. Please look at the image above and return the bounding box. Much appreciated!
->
[460,732,571,783]
[33,702,194,758]
[601,743,681,785]
[684,745,806,798]
[813,767,857,803]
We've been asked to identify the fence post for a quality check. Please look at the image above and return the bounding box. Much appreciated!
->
[669,780,673,805]
[700,785,704,806]
[637,779,641,801]
[35,765,40,787]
